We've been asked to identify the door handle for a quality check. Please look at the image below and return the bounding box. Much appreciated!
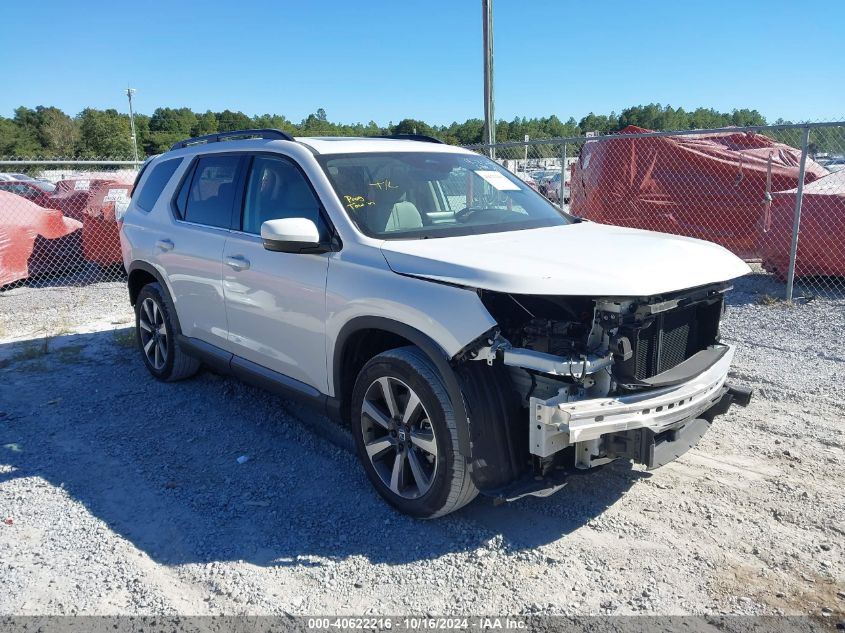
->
[155,239,174,252]
[225,255,250,271]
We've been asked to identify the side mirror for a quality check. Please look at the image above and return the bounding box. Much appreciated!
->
[260,218,329,254]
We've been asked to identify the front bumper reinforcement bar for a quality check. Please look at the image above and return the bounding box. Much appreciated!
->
[530,345,739,458]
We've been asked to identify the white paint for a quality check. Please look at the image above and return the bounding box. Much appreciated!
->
[380,222,751,297]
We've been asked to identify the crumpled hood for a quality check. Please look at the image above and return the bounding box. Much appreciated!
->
[380,223,750,297]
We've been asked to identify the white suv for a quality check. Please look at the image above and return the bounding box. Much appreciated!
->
[120,129,752,518]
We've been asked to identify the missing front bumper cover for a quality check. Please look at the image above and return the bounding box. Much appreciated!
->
[529,344,742,460]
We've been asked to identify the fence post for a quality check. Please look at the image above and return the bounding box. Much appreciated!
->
[561,143,567,205]
[784,126,811,303]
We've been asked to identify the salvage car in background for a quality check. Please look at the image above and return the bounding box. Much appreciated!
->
[0,190,83,286]
[761,169,845,280]
[545,172,570,204]
[570,126,828,259]
[51,178,118,221]
[0,180,62,210]
[82,181,132,267]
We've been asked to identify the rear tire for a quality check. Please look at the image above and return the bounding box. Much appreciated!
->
[351,346,477,518]
[135,282,200,382]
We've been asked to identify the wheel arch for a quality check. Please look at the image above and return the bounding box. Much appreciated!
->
[126,261,183,334]
[333,316,471,457]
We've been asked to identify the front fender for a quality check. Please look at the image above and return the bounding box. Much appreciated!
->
[325,252,496,395]
[326,251,497,458]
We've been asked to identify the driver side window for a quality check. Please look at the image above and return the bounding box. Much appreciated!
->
[242,156,324,236]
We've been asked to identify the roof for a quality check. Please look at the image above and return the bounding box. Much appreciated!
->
[163,129,474,158]
[294,136,472,156]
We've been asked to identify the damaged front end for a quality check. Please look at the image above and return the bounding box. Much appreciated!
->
[460,282,752,500]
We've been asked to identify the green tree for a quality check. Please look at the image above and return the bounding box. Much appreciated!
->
[252,113,294,133]
[445,118,483,145]
[77,108,133,158]
[132,113,151,155]
[149,107,198,134]
[145,107,199,154]
[391,118,436,137]
[191,111,218,136]
[730,108,766,127]
[689,107,727,129]
[216,110,252,132]
[6,107,42,155]
[578,112,619,135]
[39,107,79,156]
[0,102,792,161]
[0,116,41,156]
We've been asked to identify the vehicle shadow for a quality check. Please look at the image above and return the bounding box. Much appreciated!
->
[0,328,646,569]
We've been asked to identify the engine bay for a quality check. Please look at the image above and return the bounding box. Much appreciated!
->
[472,282,730,407]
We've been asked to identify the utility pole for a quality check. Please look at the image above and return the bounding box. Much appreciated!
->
[126,87,139,163]
[482,0,495,158]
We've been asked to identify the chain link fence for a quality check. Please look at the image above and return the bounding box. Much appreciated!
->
[0,121,843,336]
[464,121,845,301]
[0,159,139,290]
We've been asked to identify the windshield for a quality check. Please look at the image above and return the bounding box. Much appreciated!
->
[317,151,572,239]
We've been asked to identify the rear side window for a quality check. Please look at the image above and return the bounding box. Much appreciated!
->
[183,155,242,228]
[242,156,324,235]
[135,158,182,212]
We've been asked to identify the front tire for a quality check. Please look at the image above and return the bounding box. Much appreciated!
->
[351,347,477,518]
[135,282,200,382]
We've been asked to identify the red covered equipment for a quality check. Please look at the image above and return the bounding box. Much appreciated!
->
[82,181,133,266]
[0,191,83,287]
[51,178,114,221]
[570,126,828,258]
[760,169,845,280]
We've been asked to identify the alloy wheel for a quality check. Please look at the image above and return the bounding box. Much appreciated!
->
[138,297,168,371]
[361,376,438,499]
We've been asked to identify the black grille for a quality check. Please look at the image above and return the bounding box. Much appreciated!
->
[633,306,699,380]
[660,309,693,371]
[613,296,723,386]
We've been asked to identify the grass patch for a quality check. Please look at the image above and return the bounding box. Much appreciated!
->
[112,328,137,349]
[51,317,76,337]
[757,294,780,306]
[55,344,85,363]
[12,337,51,361]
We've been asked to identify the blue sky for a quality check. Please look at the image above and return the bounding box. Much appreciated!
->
[1,0,842,124]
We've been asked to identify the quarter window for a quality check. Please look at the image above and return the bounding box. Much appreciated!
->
[242,156,323,235]
[135,158,182,212]
[183,155,242,228]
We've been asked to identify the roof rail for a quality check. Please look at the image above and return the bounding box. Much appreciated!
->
[381,133,444,144]
[169,128,295,151]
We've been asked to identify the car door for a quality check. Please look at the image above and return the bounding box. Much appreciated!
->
[156,153,246,351]
[222,154,331,393]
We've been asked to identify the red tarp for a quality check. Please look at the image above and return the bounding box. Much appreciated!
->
[760,169,845,279]
[82,181,133,265]
[51,178,115,221]
[570,126,829,258]
[0,191,82,287]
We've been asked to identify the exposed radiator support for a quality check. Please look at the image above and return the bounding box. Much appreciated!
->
[503,348,613,379]
[471,337,613,379]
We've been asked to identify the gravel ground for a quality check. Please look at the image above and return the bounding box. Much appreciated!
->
[0,269,843,619]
